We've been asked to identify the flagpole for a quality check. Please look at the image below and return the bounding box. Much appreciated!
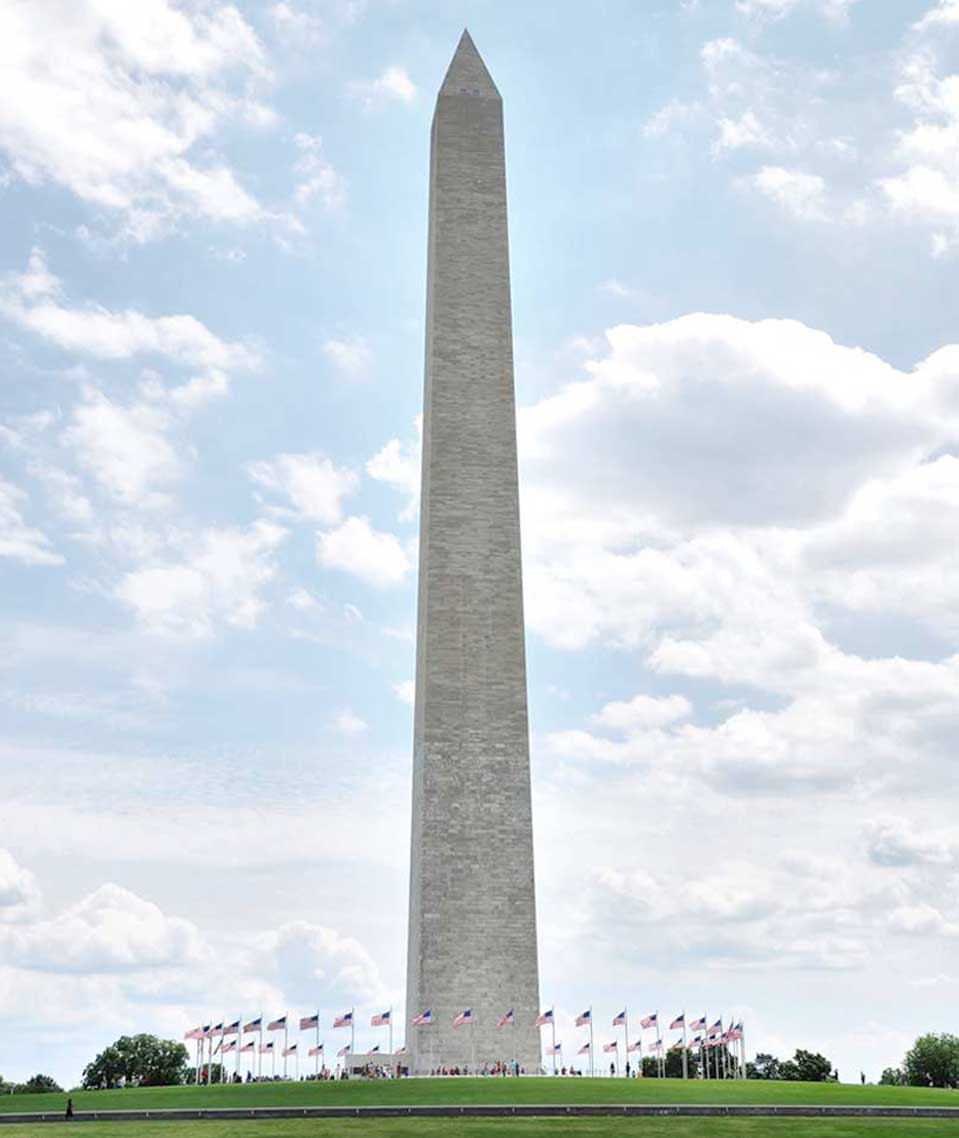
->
[316,1012,320,1079]
[389,1007,393,1063]
[351,1007,355,1068]
[589,1008,594,1077]
[681,1014,688,1080]
[284,1014,289,1080]
[551,1009,557,1076]
[740,1022,747,1080]
[259,1017,263,1081]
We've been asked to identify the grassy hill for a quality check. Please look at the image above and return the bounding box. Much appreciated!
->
[2,1076,958,1115]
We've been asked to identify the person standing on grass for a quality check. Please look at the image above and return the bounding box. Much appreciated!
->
[65,1099,74,1120]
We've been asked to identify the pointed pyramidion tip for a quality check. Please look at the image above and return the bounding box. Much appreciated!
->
[438,28,500,100]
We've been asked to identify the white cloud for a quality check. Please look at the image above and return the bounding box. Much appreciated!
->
[0,850,41,922]
[317,516,410,587]
[714,111,778,153]
[261,921,385,1007]
[865,818,958,867]
[333,707,368,736]
[64,389,181,509]
[270,2,326,46]
[3,884,206,973]
[590,693,692,732]
[393,680,415,705]
[116,520,287,636]
[293,133,346,209]
[0,0,270,238]
[917,0,959,29]
[349,66,417,110]
[1,250,257,372]
[249,452,359,523]
[752,166,827,219]
[736,0,799,19]
[322,335,373,380]
[0,476,62,566]
[366,424,421,520]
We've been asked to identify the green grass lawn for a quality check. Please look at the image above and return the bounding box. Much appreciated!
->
[2,1077,959,1116]
[1,1121,959,1138]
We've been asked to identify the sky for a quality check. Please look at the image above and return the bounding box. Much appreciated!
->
[1,0,959,1089]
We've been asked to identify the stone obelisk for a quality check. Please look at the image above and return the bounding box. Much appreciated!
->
[405,31,541,1073]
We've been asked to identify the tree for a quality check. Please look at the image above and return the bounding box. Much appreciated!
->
[747,1052,781,1080]
[880,1067,905,1086]
[778,1059,801,1081]
[794,1050,834,1082]
[903,1034,959,1089]
[82,1035,189,1090]
[13,1074,63,1094]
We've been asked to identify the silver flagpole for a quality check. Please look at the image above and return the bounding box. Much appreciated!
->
[389,1008,393,1064]
[316,1013,320,1079]
[351,1007,355,1068]
[551,1010,557,1076]
[258,1017,263,1081]
[623,1009,628,1077]
[284,1014,289,1080]
[681,1015,688,1080]
[589,1009,594,1077]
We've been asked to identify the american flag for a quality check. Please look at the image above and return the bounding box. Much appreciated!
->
[211,1023,224,1036]
[627,1041,642,1053]
[337,1045,350,1057]
[547,1043,562,1055]
[370,1045,380,1054]
[727,1023,743,1042]
[603,1041,617,1053]
[452,1008,472,1027]
[267,1016,286,1032]
[577,1042,590,1054]
[223,1020,240,1036]
[668,1041,683,1051]
[497,1009,514,1028]
[283,1045,297,1056]
[259,1042,274,1053]
[240,1042,256,1053]
[669,1014,684,1030]
[308,1046,324,1057]
[710,1018,723,1033]
[612,1010,626,1027]
[640,1013,658,1029]
[198,1024,212,1039]
[412,1010,432,1026]
[183,1027,201,1041]
[535,1010,553,1026]
[244,1017,262,1032]
[222,1041,237,1053]
[689,1037,703,1050]
[707,1031,722,1046]
[300,1014,319,1031]
[371,1010,391,1027]
[689,1017,706,1032]
[651,1039,664,1053]
[395,1045,407,1055]
[575,1009,591,1026]
[334,1012,353,1029]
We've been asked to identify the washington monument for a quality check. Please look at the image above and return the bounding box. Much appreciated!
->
[405,31,541,1072]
